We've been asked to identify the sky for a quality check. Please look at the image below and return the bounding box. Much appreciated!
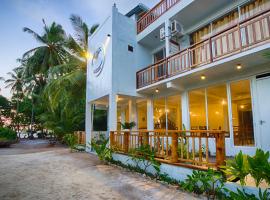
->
[0,0,158,99]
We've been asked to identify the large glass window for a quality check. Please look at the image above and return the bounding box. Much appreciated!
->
[153,98,166,129]
[207,85,229,132]
[167,95,182,130]
[230,80,254,146]
[137,101,147,129]
[189,89,207,130]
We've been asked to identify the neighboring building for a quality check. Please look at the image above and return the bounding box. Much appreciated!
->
[86,0,270,167]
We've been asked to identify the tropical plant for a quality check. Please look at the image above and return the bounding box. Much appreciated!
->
[221,151,249,186]
[119,121,136,130]
[224,188,270,200]
[180,169,225,199]
[63,133,78,151]
[91,134,112,162]
[248,149,270,186]
[128,144,160,174]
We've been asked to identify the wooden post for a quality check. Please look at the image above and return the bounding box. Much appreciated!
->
[124,131,130,153]
[110,131,115,149]
[170,132,178,163]
[143,132,149,146]
[216,132,225,168]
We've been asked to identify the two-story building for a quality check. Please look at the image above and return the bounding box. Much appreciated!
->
[86,0,270,168]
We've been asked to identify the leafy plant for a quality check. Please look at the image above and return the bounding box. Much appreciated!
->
[248,149,270,187]
[119,121,136,130]
[224,188,270,200]
[91,135,112,162]
[63,133,78,151]
[158,173,178,185]
[180,169,225,199]
[128,145,160,174]
[221,151,249,186]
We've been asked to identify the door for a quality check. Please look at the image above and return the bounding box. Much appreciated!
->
[256,76,270,151]
[153,48,166,79]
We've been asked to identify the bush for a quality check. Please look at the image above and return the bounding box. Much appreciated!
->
[0,127,16,141]
[90,135,112,162]
[63,133,78,151]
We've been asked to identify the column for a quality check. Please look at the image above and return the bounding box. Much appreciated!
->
[129,98,137,129]
[85,102,93,152]
[181,91,190,130]
[108,94,118,131]
[147,98,154,130]
[165,19,170,57]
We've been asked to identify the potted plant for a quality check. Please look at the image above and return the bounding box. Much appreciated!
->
[119,121,136,131]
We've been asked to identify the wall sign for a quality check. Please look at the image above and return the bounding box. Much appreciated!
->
[91,46,105,77]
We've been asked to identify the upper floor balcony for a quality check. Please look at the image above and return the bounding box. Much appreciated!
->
[137,0,181,34]
[136,8,270,89]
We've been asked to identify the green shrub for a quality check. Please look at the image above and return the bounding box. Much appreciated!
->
[224,188,270,200]
[221,151,249,186]
[0,127,17,141]
[248,149,270,187]
[90,135,112,162]
[128,144,160,174]
[119,121,136,129]
[180,169,225,199]
[63,133,78,151]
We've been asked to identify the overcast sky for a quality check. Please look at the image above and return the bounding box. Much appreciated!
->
[0,0,158,98]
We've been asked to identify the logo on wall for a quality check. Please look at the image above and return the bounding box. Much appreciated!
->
[91,46,105,77]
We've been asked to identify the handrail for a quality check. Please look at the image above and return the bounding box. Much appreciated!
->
[137,0,181,34]
[136,9,270,89]
[110,130,226,168]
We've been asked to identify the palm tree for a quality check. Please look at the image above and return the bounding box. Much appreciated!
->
[23,19,68,73]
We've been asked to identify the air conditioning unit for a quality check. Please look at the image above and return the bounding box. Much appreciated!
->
[160,27,165,41]
[171,20,183,36]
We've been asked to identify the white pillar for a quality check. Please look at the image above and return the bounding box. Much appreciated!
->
[108,94,118,131]
[85,102,93,152]
[165,19,170,57]
[181,91,190,130]
[129,98,137,129]
[147,98,154,130]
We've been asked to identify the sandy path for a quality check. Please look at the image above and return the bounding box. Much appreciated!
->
[0,140,200,200]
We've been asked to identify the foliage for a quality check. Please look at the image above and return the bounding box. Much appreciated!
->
[0,127,17,141]
[221,149,270,187]
[158,173,178,185]
[247,149,270,187]
[221,151,249,186]
[224,188,270,200]
[119,121,136,130]
[91,135,112,162]
[63,133,78,151]
[128,145,160,174]
[180,169,225,199]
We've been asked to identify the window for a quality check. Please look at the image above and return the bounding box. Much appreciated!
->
[154,98,166,129]
[189,89,207,130]
[128,45,133,52]
[230,80,254,146]
[137,101,147,129]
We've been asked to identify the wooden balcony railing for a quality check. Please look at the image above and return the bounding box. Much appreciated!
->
[110,130,226,169]
[137,0,181,34]
[136,9,270,89]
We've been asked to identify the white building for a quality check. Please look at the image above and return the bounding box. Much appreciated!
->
[86,0,270,169]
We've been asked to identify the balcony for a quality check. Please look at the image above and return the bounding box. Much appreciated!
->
[137,0,181,34]
[110,130,226,169]
[136,9,270,89]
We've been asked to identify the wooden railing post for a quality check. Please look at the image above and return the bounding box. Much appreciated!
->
[110,131,115,149]
[124,131,130,153]
[216,132,225,168]
[143,132,149,146]
[170,132,178,163]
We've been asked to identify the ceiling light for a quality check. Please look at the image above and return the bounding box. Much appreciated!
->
[155,88,159,93]
[201,75,206,80]
[240,105,245,109]
[236,64,242,70]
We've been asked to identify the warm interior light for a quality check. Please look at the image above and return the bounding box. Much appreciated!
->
[201,75,206,80]
[155,88,159,93]
[236,64,242,70]
[240,105,245,109]
[84,51,91,59]
[221,100,226,105]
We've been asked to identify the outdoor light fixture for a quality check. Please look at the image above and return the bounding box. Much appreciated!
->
[236,64,242,70]
[107,34,111,37]
[155,88,159,93]
[201,75,206,80]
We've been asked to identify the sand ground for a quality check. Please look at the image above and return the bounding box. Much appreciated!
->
[0,139,201,200]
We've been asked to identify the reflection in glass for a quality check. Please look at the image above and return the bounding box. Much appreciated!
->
[230,80,254,146]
